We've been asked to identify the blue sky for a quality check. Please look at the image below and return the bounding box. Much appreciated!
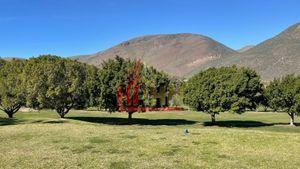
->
[0,0,299,58]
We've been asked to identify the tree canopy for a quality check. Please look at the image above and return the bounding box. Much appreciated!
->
[24,55,89,118]
[265,74,300,126]
[97,56,172,114]
[0,60,26,118]
[182,66,263,124]
[85,64,100,108]
[140,64,171,107]
[97,56,131,112]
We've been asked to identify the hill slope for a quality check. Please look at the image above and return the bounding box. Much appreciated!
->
[74,33,237,77]
[238,45,255,53]
[74,23,300,80]
[189,23,300,80]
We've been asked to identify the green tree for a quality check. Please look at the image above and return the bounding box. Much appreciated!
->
[85,64,100,108]
[258,87,269,112]
[0,60,25,118]
[97,56,131,112]
[183,66,263,124]
[24,55,89,118]
[140,65,171,107]
[97,56,172,119]
[169,77,185,107]
[265,74,300,126]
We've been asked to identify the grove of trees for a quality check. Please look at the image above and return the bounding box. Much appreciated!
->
[0,55,173,119]
[0,55,299,126]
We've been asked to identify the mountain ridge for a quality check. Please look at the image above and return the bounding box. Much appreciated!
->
[74,33,237,77]
[188,22,300,80]
[238,45,255,53]
[4,23,296,81]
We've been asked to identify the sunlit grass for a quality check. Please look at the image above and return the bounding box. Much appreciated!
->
[0,110,299,168]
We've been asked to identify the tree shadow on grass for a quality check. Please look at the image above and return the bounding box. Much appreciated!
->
[271,122,300,127]
[67,117,197,126]
[203,120,274,128]
[43,120,67,124]
[30,120,68,124]
[0,118,68,126]
[0,118,23,126]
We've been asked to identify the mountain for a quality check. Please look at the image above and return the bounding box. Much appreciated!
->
[194,23,300,80]
[238,45,255,53]
[74,23,300,80]
[73,33,237,77]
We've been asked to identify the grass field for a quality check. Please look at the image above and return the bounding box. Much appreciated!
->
[0,110,300,169]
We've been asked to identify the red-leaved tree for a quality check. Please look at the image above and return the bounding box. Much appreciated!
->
[117,60,142,120]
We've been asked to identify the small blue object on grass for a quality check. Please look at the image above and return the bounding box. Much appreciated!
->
[184,129,189,135]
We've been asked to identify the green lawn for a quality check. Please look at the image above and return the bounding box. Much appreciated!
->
[0,110,300,169]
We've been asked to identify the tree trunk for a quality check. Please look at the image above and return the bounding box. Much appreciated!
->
[211,113,216,125]
[7,112,13,118]
[289,112,295,126]
[2,104,21,119]
[56,106,72,118]
[56,109,64,118]
[128,112,133,119]
[128,112,134,123]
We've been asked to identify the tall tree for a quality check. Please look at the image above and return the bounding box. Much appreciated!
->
[117,60,142,121]
[183,66,263,124]
[24,55,89,118]
[0,60,25,118]
[97,56,131,112]
[84,64,99,108]
[97,56,172,118]
[265,74,300,126]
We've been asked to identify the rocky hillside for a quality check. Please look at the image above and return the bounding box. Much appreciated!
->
[238,45,255,53]
[192,23,300,80]
[73,33,237,77]
[74,23,300,80]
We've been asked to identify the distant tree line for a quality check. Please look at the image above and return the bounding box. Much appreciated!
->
[0,55,299,126]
